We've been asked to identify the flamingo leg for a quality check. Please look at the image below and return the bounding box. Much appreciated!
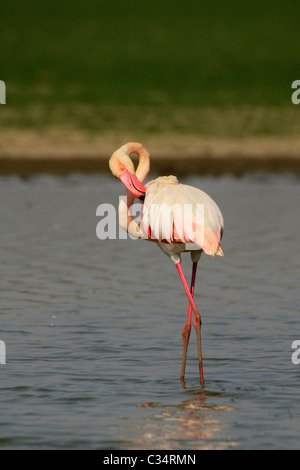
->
[180,262,198,382]
[176,262,204,386]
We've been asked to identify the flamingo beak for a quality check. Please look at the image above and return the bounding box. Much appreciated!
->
[119,168,146,200]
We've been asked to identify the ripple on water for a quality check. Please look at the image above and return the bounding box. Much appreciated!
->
[0,173,300,449]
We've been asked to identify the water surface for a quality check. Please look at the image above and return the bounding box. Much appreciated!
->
[0,172,299,449]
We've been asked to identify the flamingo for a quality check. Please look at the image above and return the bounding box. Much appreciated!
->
[109,142,224,385]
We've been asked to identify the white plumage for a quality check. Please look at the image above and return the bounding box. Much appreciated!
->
[141,175,224,256]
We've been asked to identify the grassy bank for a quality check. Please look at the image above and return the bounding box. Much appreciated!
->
[1,104,300,138]
[1,0,300,171]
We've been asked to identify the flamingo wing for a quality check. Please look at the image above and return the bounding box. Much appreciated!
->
[142,177,224,256]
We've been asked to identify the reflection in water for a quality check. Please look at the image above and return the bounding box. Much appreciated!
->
[124,388,236,450]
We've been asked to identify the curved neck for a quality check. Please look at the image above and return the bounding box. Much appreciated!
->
[118,190,146,239]
[116,142,150,239]
[125,142,150,183]
[118,143,150,239]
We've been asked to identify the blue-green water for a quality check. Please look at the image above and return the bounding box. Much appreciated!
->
[0,172,299,449]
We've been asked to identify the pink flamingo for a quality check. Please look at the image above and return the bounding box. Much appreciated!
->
[109,142,224,385]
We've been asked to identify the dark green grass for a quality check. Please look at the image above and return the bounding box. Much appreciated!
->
[1,0,300,134]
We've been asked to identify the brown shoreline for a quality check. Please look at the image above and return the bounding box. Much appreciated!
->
[1,130,300,175]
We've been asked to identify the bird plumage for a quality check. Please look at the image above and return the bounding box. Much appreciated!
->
[141,175,224,257]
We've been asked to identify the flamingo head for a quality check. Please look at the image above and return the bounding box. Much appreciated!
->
[109,145,146,200]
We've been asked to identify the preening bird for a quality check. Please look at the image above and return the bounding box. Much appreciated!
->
[109,142,224,385]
